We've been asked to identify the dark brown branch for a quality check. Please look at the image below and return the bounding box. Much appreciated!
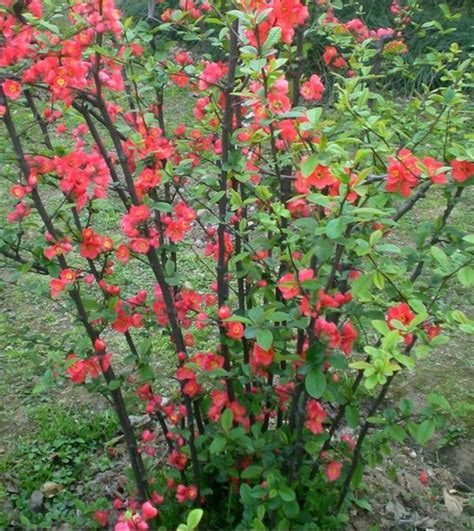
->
[216,19,239,403]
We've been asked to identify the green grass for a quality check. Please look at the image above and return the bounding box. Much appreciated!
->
[0,403,117,528]
[390,186,474,435]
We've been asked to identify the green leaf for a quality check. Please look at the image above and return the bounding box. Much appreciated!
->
[369,230,383,247]
[349,361,372,370]
[327,353,348,369]
[399,398,413,416]
[388,425,406,443]
[305,369,327,398]
[326,218,344,239]
[306,340,325,365]
[351,273,373,301]
[382,330,400,350]
[458,266,474,287]
[279,487,296,502]
[152,201,173,213]
[366,416,385,425]
[221,409,234,432]
[187,509,204,530]
[377,244,401,254]
[301,154,319,178]
[108,379,121,390]
[139,364,154,381]
[431,246,449,268]
[372,320,389,335]
[256,329,273,350]
[211,191,225,204]
[306,107,322,126]
[240,483,253,504]
[263,26,281,50]
[354,498,372,512]
[427,393,450,410]
[282,499,300,519]
[373,271,385,290]
[345,405,359,429]
[394,353,414,370]
[241,465,263,479]
[209,437,227,454]
[307,193,332,208]
[409,419,435,446]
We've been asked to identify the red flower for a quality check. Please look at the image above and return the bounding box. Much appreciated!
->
[50,278,65,298]
[326,461,343,482]
[66,354,102,384]
[165,218,190,243]
[386,149,420,197]
[386,302,414,329]
[278,272,299,299]
[60,269,76,284]
[112,308,133,334]
[300,74,324,101]
[80,228,103,260]
[295,163,335,193]
[168,449,188,470]
[314,317,341,348]
[226,321,244,340]
[340,321,358,355]
[323,46,347,68]
[183,379,203,397]
[141,501,158,520]
[251,344,275,368]
[217,305,232,320]
[451,159,474,182]
[130,238,150,254]
[272,0,309,44]
[298,268,314,283]
[93,510,109,528]
[198,61,228,90]
[268,93,291,115]
[419,469,428,486]
[176,484,188,504]
[2,79,22,100]
[305,399,327,434]
[116,244,130,263]
[186,485,198,500]
[422,157,446,184]
[423,322,442,341]
[10,185,26,199]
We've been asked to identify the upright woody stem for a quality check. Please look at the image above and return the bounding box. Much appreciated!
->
[217,19,239,403]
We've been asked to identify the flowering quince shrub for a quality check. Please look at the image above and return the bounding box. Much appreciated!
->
[0,0,473,528]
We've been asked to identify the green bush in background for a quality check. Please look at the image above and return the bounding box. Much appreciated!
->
[120,0,472,93]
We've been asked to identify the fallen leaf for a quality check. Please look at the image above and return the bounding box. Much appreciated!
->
[41,481,64,498]
[443,488,464,517]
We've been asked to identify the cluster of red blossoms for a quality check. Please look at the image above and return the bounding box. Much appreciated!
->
[386,302,441,346]
[110,496,163,531]
[176,352,225,397]
[295,163,335,193]
[161,0,211,23]
[386,149,474,197]
[56,147,111,210]
[66,352,111,384]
